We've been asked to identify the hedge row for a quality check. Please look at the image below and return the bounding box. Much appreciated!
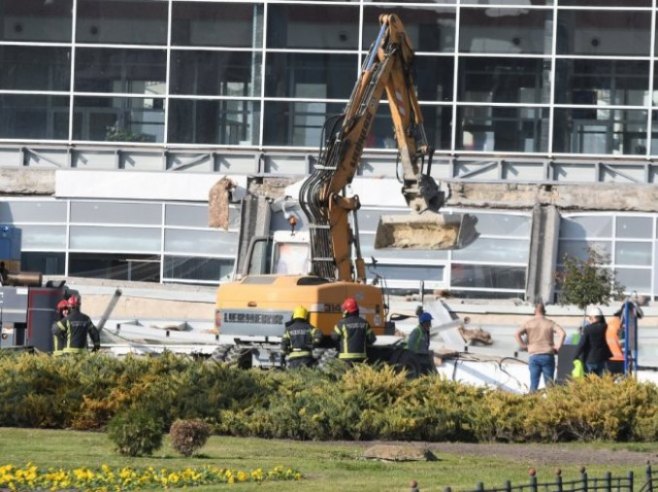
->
[1,352,656,443]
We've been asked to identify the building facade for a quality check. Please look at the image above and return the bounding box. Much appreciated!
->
[1,0,658,301]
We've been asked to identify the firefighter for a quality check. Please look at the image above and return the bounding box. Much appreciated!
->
[281,305,322,368]
[55,295,101,354]
[407,311,436,375]
[51,299,69,356]
[331,297,376,365]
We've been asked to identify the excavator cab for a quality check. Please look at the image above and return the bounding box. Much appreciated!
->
[374,211,478,250]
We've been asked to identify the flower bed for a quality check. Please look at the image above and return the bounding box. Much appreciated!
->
[0,463,302,490]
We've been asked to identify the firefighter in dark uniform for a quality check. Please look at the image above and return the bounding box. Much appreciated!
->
[281,305,322,368]
[53,295,101,354]
[331,297,376,365]
[51,299,69,357]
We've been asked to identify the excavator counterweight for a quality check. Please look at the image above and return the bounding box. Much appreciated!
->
[374,212,478,250]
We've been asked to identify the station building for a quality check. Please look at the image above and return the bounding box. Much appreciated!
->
[1,0,658,303]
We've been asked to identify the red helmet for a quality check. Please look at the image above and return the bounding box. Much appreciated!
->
[56,300,69,312]
[67,295,80,309]
[342,297,358,314]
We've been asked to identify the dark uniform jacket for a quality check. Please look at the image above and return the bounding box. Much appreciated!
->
[575,320,612,364]
[331,313,376,360]
[54,309,100,354]
[51,320,66,356]
[281,319,322,359]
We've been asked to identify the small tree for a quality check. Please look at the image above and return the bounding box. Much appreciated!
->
[556,247,625,310]
[169,419,211,457]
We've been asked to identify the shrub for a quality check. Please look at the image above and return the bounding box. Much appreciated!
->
[169,419,211,456]
[106,407,164,457]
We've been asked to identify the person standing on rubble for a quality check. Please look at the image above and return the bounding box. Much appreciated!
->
[515,303,566,392]
[53,295,101,355]
[406,311,436,375]
[281,305,322,368]
[332,297,376,365]
[51,299,69,356]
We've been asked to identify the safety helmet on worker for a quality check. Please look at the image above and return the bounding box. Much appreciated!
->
[342,297,359,314]
[67,295,80,309]
[292,305,309,321]
[56,299,69,313]
[587,305,602,318]
[419,312,433,324]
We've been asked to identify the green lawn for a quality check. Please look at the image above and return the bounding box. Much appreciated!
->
[0,428,652,492]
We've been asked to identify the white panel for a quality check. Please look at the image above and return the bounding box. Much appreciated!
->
[56,170,248,201]
[0,148,21,168]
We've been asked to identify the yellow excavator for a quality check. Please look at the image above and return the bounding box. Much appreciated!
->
[213,14,478,373]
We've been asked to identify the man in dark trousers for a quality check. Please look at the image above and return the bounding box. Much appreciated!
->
[281,305,322,368]
[407,311,436,375]
[53,295,100,355]
[51,299,69,357]
[331,297,376,365]
[575,305,612,376]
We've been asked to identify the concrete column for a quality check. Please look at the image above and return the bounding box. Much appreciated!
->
[525,204,560,304]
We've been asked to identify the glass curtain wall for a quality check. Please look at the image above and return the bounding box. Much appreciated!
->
[1,0,657,158]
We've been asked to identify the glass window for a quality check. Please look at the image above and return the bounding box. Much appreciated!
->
[366,264,445,282]
[458,58,550,104]
[263,101,344,147]
[360,233,449,261]
[76,0,167,45]
[166,204,240,229]
[70,202,162,225]
[163,255,233,282]
[69,253,161,282]
[451,264,526,289]
[457,106,549,152]
[168,99,260,146]
[560,216,612,238]
[616,217,652,239]
[452,238,529,263]
[557,240,612,261]
[0,47,70,92]
[459,8,552,54]
[73,96,164,143]
[0,201,67,223]
[472,213,530,237]
[19,225,66,250]
[170,51,261,97]
[70,226,161,252]
[560,0,650,6]
[414,56,453,102]
[555,60,649,106]
[615,268,651,291]
[553,108,647,155]
[21,252,65,275]
[0,95,69,140]
[462,0,550,4]
[267,5,358,50]
[265,53,357,99]
[615,242,652,266]
[363,7,456,53]
[557,11,651,56]
[0,0,72,42]
[75,48,166,95]
[172,2,263,48]
[164,229,237,256]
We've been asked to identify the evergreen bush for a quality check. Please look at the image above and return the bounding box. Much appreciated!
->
[106,407,164,457]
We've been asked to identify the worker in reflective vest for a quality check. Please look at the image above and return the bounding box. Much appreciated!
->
[331,297,376,365]
[281,305,322,368]
[51,299,69,356]
[54,296,100,354]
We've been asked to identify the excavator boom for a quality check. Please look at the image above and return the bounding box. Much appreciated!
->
[299,14,477,283]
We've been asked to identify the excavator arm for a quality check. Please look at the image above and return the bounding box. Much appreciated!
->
[299,14,477,284]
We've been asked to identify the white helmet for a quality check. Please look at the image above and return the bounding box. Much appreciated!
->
[587,305,603,317]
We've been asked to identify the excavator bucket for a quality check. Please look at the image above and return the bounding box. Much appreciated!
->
[374,212,478,250]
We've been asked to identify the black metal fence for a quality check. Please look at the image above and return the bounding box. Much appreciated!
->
[440,463,658,492]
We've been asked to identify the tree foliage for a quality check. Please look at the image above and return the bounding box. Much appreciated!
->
[556,247,625,310]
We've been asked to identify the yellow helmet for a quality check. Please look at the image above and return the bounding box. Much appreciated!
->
[292,305,309,320]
